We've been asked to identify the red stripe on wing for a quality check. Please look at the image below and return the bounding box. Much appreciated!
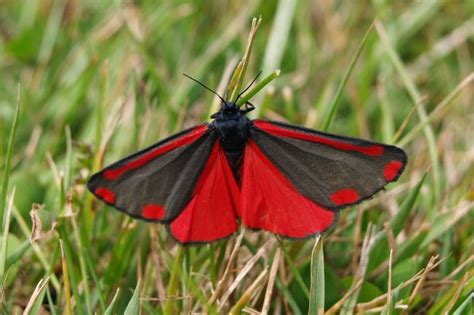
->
[330,188,360,206]
[95,187,116,204]
[169,142,240,243]
[240,141,335,238]
[254,120,384,156]
[104,125,208,180]
[142,204,165,220]
[384,160,403,181]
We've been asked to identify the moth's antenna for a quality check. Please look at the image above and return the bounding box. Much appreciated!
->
[234,71,262,104]
[183,73,226,104]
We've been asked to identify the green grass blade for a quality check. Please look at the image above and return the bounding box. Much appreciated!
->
[308,237,324,315]
[60,239,73,315]
[262,0,297,75]
[236,70,281,106]
[420,203,472,249]
[275,278,303,315]
[375,20,441,209]
[1,85,20,229]
[104,288,120,315]
[24,278,50,315]
[282,244,310,298]
[0,188,15,277]
[391,173,426,237]
[164,246,185,315]
[6,239,30,267]
[84,249,106,312]
[229,16,262,102]
[124,279,141,315]
[321,22,374,131]
[59,228,85,315]
[452,292,473,315]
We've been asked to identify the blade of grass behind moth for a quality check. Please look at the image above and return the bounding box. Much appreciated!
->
[261,247,281,315]
[262,0,296,74]
[70,207,93,312]
[274,279,303,315]
[104,288,120,315]
[170,1,261,111]
[452,291,474,315]
[381,249,394,315]
[236,70,281,107]
[60,239,73,315]
[95,60,109,154]
[63,126,73,203]
[164,246,186,315]
[208,56,239,119]
[37,0,66,64]
[321,22,374,131]
[341,224,383,314]
[218,240,272,311]
[209,228,245,304]
[5,239,30,267]
[182,265,218,314]
[377,77,395,143]
[227,60,244,101]
[83,60,110,242]
[229,16,262,102]
[254,0,297,118]
[1,84,20,230]
[0,188,14,277]
[229,267,269,315]
[281,244,309,298]
[46,286,58,315]
[59,225,86,315]
[22,277,50,315]
[420,202,472,249]
[358,256,443,313]
[375,19,441,211]
[124,279,141,315]
[10,205,60,291]
[426,264,471,314]
[308,236,324,315]
[83,247,106,311]
[397,72,474,147]
[241,239,302,314]
[390,173,427,237]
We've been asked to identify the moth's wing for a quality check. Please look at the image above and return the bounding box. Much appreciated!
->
[251,120,407,210]
[167,141,240,244]
[239,120,407,239]
[87,124,217,223]
[240,140,337,239]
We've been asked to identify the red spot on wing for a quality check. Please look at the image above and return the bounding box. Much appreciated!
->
[254,120,384,156]
[142,204,165,220]
[240,141,335,238]
[95,187,116,204]
[169,142,240,243]
[104,125,208,180]
[331,188,360,206]
[384,160,403,181]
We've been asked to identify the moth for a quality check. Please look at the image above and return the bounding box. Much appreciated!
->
[87,74,407,244]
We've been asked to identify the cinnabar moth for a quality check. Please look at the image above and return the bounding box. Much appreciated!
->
[87,75,407,244]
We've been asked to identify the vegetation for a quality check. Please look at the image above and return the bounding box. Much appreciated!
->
[1,1,473,314]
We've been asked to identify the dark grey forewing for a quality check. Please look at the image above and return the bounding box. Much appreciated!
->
[87,126,217,223]
[250,121,407,210]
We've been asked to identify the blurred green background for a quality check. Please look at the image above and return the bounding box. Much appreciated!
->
[0,0,473,314]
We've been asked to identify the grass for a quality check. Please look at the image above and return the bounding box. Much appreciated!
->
[1,1,473,314]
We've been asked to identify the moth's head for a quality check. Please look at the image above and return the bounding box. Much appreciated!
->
[211,101,254,120]
[182,72,259,120]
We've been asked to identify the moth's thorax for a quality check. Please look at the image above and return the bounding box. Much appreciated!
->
[210,102,250,152]
[210,102,250,182]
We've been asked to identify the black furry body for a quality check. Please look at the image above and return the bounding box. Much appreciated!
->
[210,102,252,181]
